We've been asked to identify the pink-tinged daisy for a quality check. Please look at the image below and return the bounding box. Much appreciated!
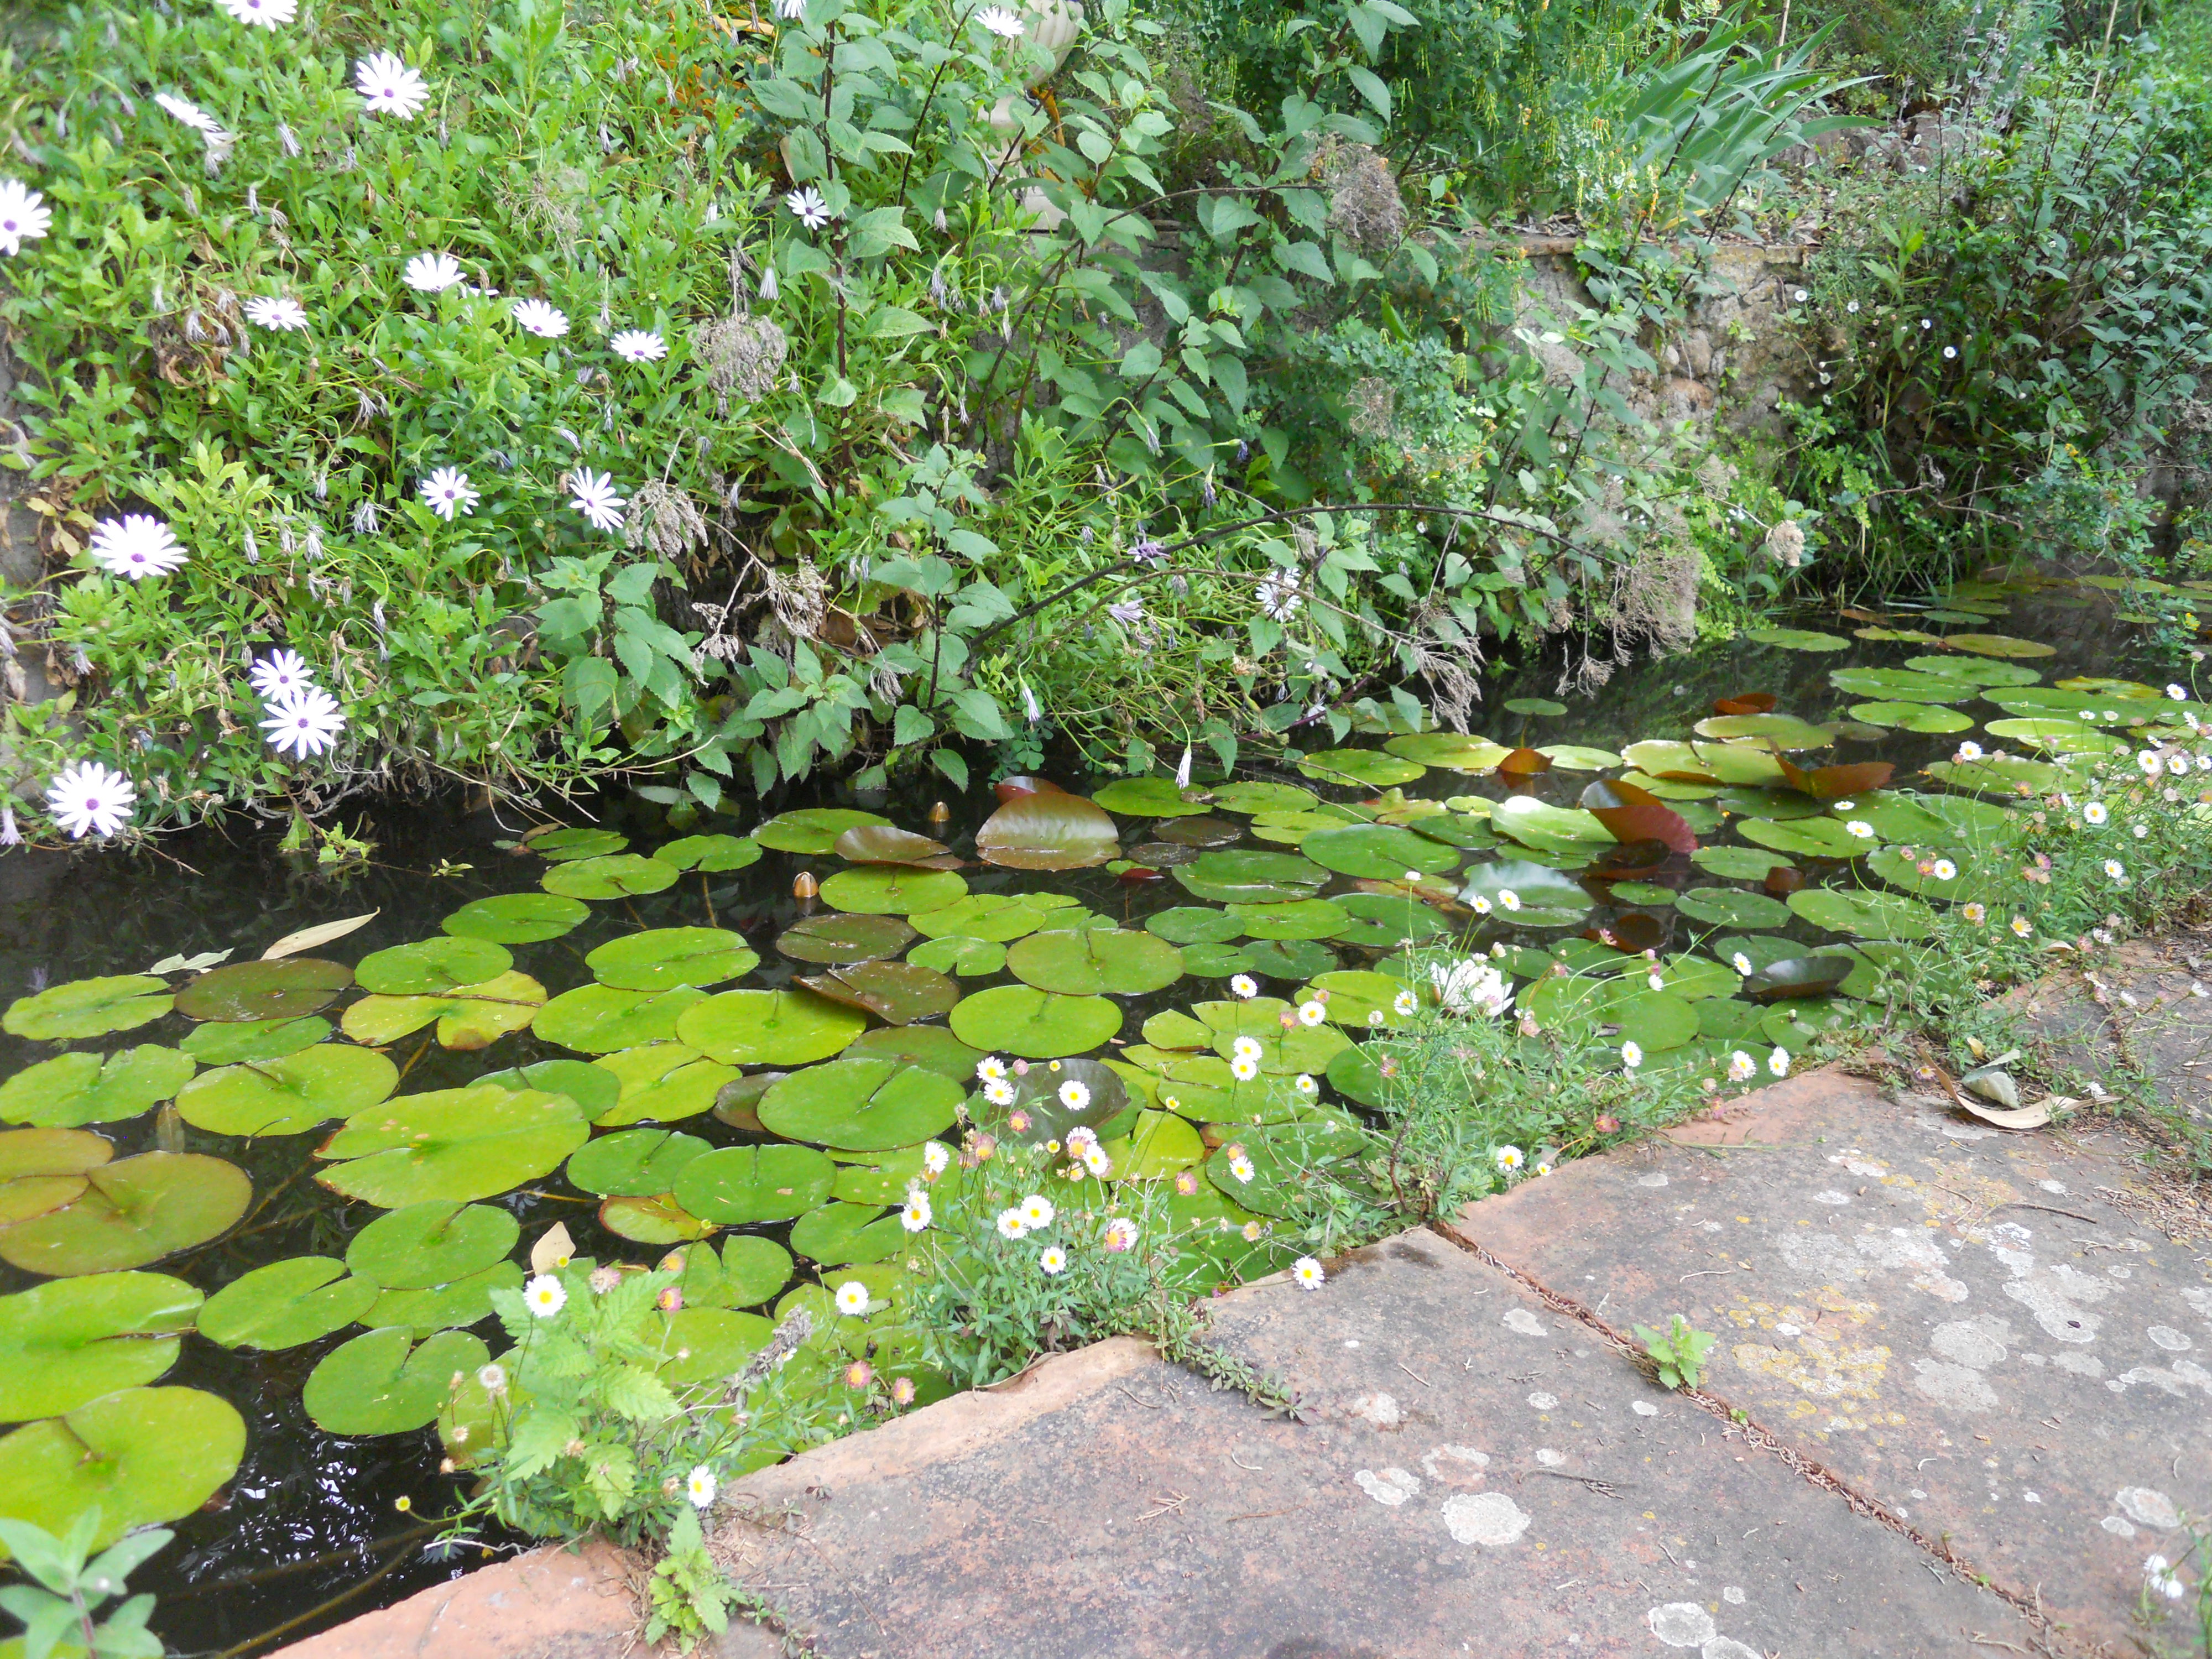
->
[784,187,833,230]
[0,179,51,257]
[609,328,667,362]
[260,686,347,758]
[355,52,430,119]
[418,467,479,520]
[45,761,136,839]
[510,298,569,338]
[248,649,315,698]
[565,468,626,534]
[243,295,308,331]
[88,515,189,579]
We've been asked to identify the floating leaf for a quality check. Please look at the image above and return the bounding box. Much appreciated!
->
[1144,905,1243,948]
[541,854,679,900]
[798,960,962,1024]
[1537,744,1621,771]
[651,1307,774,1384]
[0,1129,112,1228]
[196,1258,378,1352]
[347,1200,520,1288]
[175,959,352,1022]
[1209,781,1317,814]
[588,928,759,992]
[0,1047,196,1129]
[316,1087,588,1207]
[1925,755,2073,795]
[676,989,868,1066]
[1380,733,1512,773]
[474,1059,622,1120]
[1848,701,1975,733]
[175,1045,398,1136]
[830,1146,937,1206]
[1504,697,1568,716]
[1865,846,1989,904]
[1091,778,1214,817]
[586,1045,733,1127]
[1827,667,1973,704]
[1580,780,1697,854]
[1673,888,1792,929]
[1154,815,1243,848]
[1588,912,1667,953]
[776,913,917,964]
[1983,717,2128,757]
[819,865,968,915]
[0,1154,251,1276]
[1297,749,1425,786]
[975,784,1119,872]
[180,1016,330,1065]
[1295,969,1410,1027]
[262,912,379,961]
[367,1261,521,1336]
[789,1202,907,1266]
[1713,692,1776,716]
[1459,861,1592,927]
[1103,1110,1205,1178]
[4,976,174,1041]
[1692,713,1833,750]
[1934,633,2056,659]
[674,1145,838,1224]
[753,808,891,854]
[1172,849,1329,904]
[340,971,547,1051]
[1226,898,1350,941]
[1329,892,1451,950]
[1736,817,1869,858]
[1769,754,1897,800]
[1207,1117,1364,1217]
[441,893,591,944]
[597,1195,715,1245]
[656,833,763,873]
[1902,655,2043,687]
[994,1056,1127,1141]
[1298,823,1460,880]
[1745,627,1849,651]
[948,985,1122,1058]
[832,825,955,865]
[535,985,706,1054]
[1005,928,1184,995]
[0,1271,201,1418]
[910,893,1076,943]
[1489,797,1613,855]
[716,1237,795,1307]
[1786,888,1937,941]
[356,938,512,995]
[1609,988,1699,1051]
[906,936,1006,977]
[1691,846,1793,880]
[304,1327,488,1436]
[528,826,630,860]
[567,1128,712,1196]
[1740,956,1855,1002]
[0,1386,243,1548]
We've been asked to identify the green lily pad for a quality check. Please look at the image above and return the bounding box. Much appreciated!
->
[1690,846,1794,880]
[179,1016,331,1065]
[1145,907,1244,946]
[340,971,547,1051]
[1652,953,1741,999]
[174,1045,398,1137]
[1006,928,1184,995]
[753,808,891,854]
[1103,1109,1206,1178]
[1610,988,1700,1051]
[655,833,763,873]
[1983,717,2128,756]
[535,985,707,1054]
[598,1195,717,1244]
[474,1059,622,1119]
[1606,881,1676,907]
[316,1087,588,1207]
[759,1061,963,1151]
[1207,1117,1365,1218]
[717,1235,795,1306]
[673,1144,838,1224]
[174,959,352,1022]
[1227,899,1350,941]
[1299,823,1461,880]
[1295,969,1411,1027]
[1618,740,1783,786]
[910,893,1073,942]
[1737,817,1870,858]
[441,893,591,944]
[1787,888,1937,941]
[355,938,513,995]
[347,1199,520,1288]
[818,865,968,915]
[583,1045,733,1127]
[1693,713,1834,750]
[587,928,759,992]
[1092,778,1214,817]
[975,786,1120,872]
[788,1202,907,1267]
[566,1128,713,1196]
[4,977,174,1041]
[304,1327,487,1436]
[948,986,1122,1058]
[776,912,917,964]
[1537,744,1622,771]
[1380,734,1512,773]
[1616,771,1720,800]
[0,1386,244,1548]
[0,1272,201,1418]
[196,1257,378,1351]
[0,1047,196,1129]
[1504,697,1568,716]
[1297,749,1426,787]
[1408,814,1499,851]
[528,826,629,860]
[1209,781,1317,814]
[649,1306,775,1384]
[1827,667,1972,704]
[1902,655,2043,686]
[1331,891,1453,949]
[541,854,679,900]
[1673,888,1793,929]
[0,1129,112,1228]
[799,960,962,1024]
[675,989,868,1066]
[829,1146,937,1206]
[1849,701,1976,733]
[0,1153,251,1277]
[1173,850,1330,905]
[1489,797,1612,855]
[1863,846,1988,904]
[367,1260,522,1336]
[1459,861,1592,927]
[1745,627,1849,651]
[1925,755,2074,794]
[833,825,955,865]
[1936,633,2056,659]
[906,935,1006,976]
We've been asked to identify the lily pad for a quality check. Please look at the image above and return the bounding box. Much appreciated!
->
[1207,1117,1364,1218]
[1331,891,1452,949]
[180,1016,331,1065]
[566,1128,712,1196]
[1864,846,1988,904]
[588,928,759,992]
[1380,734,1512,773]
[975,784,1120,872]
[788,1202,907,1267]
[848,1025,983,1081]
[175,1045,399,1137]
[175,959,352,1022]
[0,1047,196,1129]
[1006,928,1184,995]
[651,1307,775,1384]
[673,1144,838,1224]
[0,1272,201,1418]
[1691,846,1793,880]
[367,1261,521,1336]
[1488,797,1612,855]
[196,1257,378,1351]
[541,854,679,900]
[1145,907,1243,946]
[1299,823,1460,880]
[1925,755,2073,794]
[528,826,629,860]
[1173,850,1329,905]
[4,977,174,1041]
[1740,956,1856,1002]
[0,1386,244,1548]
[0,1129,112,1228]
[1104,1110,1206,1178]
[832,825,954,865]
[818,865,968,915]
[656,833,762,872]
[1505,697,1568,716]
[906,936,1006,977]
[355,938,512,995]
[346,1200,520,1288]
[1537,744,1622,771]
[1459,861,1592,927]
[1786,888,1937,941]
[474,1059,622,1120]
[1209,781,1316,814]
[1092,778,1214,817]
[1827,667,1973,704]
[598,1196,717,1244]
[910,893,1074,943]
[676,989,868,1066]
[0,1154,251,1276]
[948,986,1122,1058]
[1673,888,1792,929]
[303,1327,488,1436]
[316,1087,588,1207]
[1227,899,1350,941]
[1745,627,1850,651]
[1692,712,1834,750]
[534,985,707,1054]
[1737,817,1869,858]
[1936,633,2056,659]
[776,913,917,964]
[1297,749,1426,787]
[799,961,962,1024]
[1848,701,1975,733]
[1902,655,2043,686]
[1983,717,2127,756]
[587,1045,734,1126]
[441,893,591,943]
[340,971,548,1050]
[717,1236,795,1306]
[753,808,891,854]
[1296,969,1411,1027]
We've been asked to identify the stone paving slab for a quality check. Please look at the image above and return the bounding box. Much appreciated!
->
[1452,1068,2212,1656]
[718,1224,2022,1658]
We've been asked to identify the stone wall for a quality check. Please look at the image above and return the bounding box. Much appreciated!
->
[0,340,55,714]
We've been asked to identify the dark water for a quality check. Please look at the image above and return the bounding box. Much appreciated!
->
[0,575,2177,1655]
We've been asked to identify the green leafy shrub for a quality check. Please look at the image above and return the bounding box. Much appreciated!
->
[1635,1313,1715,1388]
[0,1509,168,1659]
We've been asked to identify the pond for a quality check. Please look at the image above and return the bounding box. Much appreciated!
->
[1,567,2204,1655]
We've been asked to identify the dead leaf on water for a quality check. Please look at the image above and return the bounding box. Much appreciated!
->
[263,912,379,961]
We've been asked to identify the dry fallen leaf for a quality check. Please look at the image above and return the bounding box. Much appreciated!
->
[530,1221,576,1274]
[264,911,379,961]
[1954,1094,2052,1131]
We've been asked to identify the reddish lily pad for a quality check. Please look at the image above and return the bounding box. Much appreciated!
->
[975,782,1120,872]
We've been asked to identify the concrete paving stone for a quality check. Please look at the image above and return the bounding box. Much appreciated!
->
[1451,1067,2212,1656]
[718,1224,2023,1658]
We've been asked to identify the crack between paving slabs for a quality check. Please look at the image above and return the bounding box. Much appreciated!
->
[1422,1217,2073,1656]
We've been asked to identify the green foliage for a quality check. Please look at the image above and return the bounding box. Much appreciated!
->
[0,1509,168,1659]
[1634,1312,1715,1389]
[641,1505,743,1657]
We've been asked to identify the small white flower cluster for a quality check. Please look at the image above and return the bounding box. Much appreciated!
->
[249,648,348,759]
[1431,957,1512,1017]
[2142,1553,2189,1603]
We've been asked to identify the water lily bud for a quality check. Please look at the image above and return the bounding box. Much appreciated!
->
[792,870,818,899]
[927,800,951,826]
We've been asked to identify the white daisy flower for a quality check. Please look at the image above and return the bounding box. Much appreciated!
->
[248,649,314,698]
[775,0,806,17]
[1493,1144,1523,1172]
[355,52,430,119]
[1468,894,1493,915]
[2137,750,2164,777]
[1497,889,1521,911]
[977,5,1026,35]
[510,298,569,338]
[1229,973,1259,999]
[1019,1193,1055,1228]
[2132,823,2150,839]
[243,295,308,332]
[1845,820,1875,839]
[1256,572,1302,623]
[901,1192,931,1232]
[1292,1074,1318,1097]
[419,467,479,520]
[1392,989,1417,1018]
[1081,1145,1111,1177]
[523,1274,567,1317]
[1038,1246,1067,1275]
[1058,1078,1090,1110]
[1931,858,1957,881]
[1227,1152,1255,1183]
[476,1362,508,1395]
[1954,740,1984,761]
[2104,859,2126,881]
[609,328,667,363]
[1291,1256,1324,1291]
[1620,1040,1643,1070]
[2168,754,2189,776]
[1727,1050,1756,1083]
[995,1208,1029,1240]
[154,92,226,137]
[785,187,833,229]
[1231,1035,1263,1062]
[2010,915,2033,937]
[2167,684,2188,700]
[260,686,347,758]
[45,761,136,839]
[1647,971,1665,992]
[1730,951,1754,975]
[833,1280,870,1316]
[2083,800,2109,825]
[403,251,465,293]
[977,1056,1009,1083]
[1103,1217,1138,1253]
[1229,1053,1260,1082]
[1962,901,1987,924]
[216,0,296,24]
[565,468,627,533]
[922,1140,951,1176]
[1767,1047,1791,1077]
[88,515,189,579]
[0,179,52,257]
[983,1078,1016,1106]
[1296,999,1326,1027]
[686,1465,716,1508]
